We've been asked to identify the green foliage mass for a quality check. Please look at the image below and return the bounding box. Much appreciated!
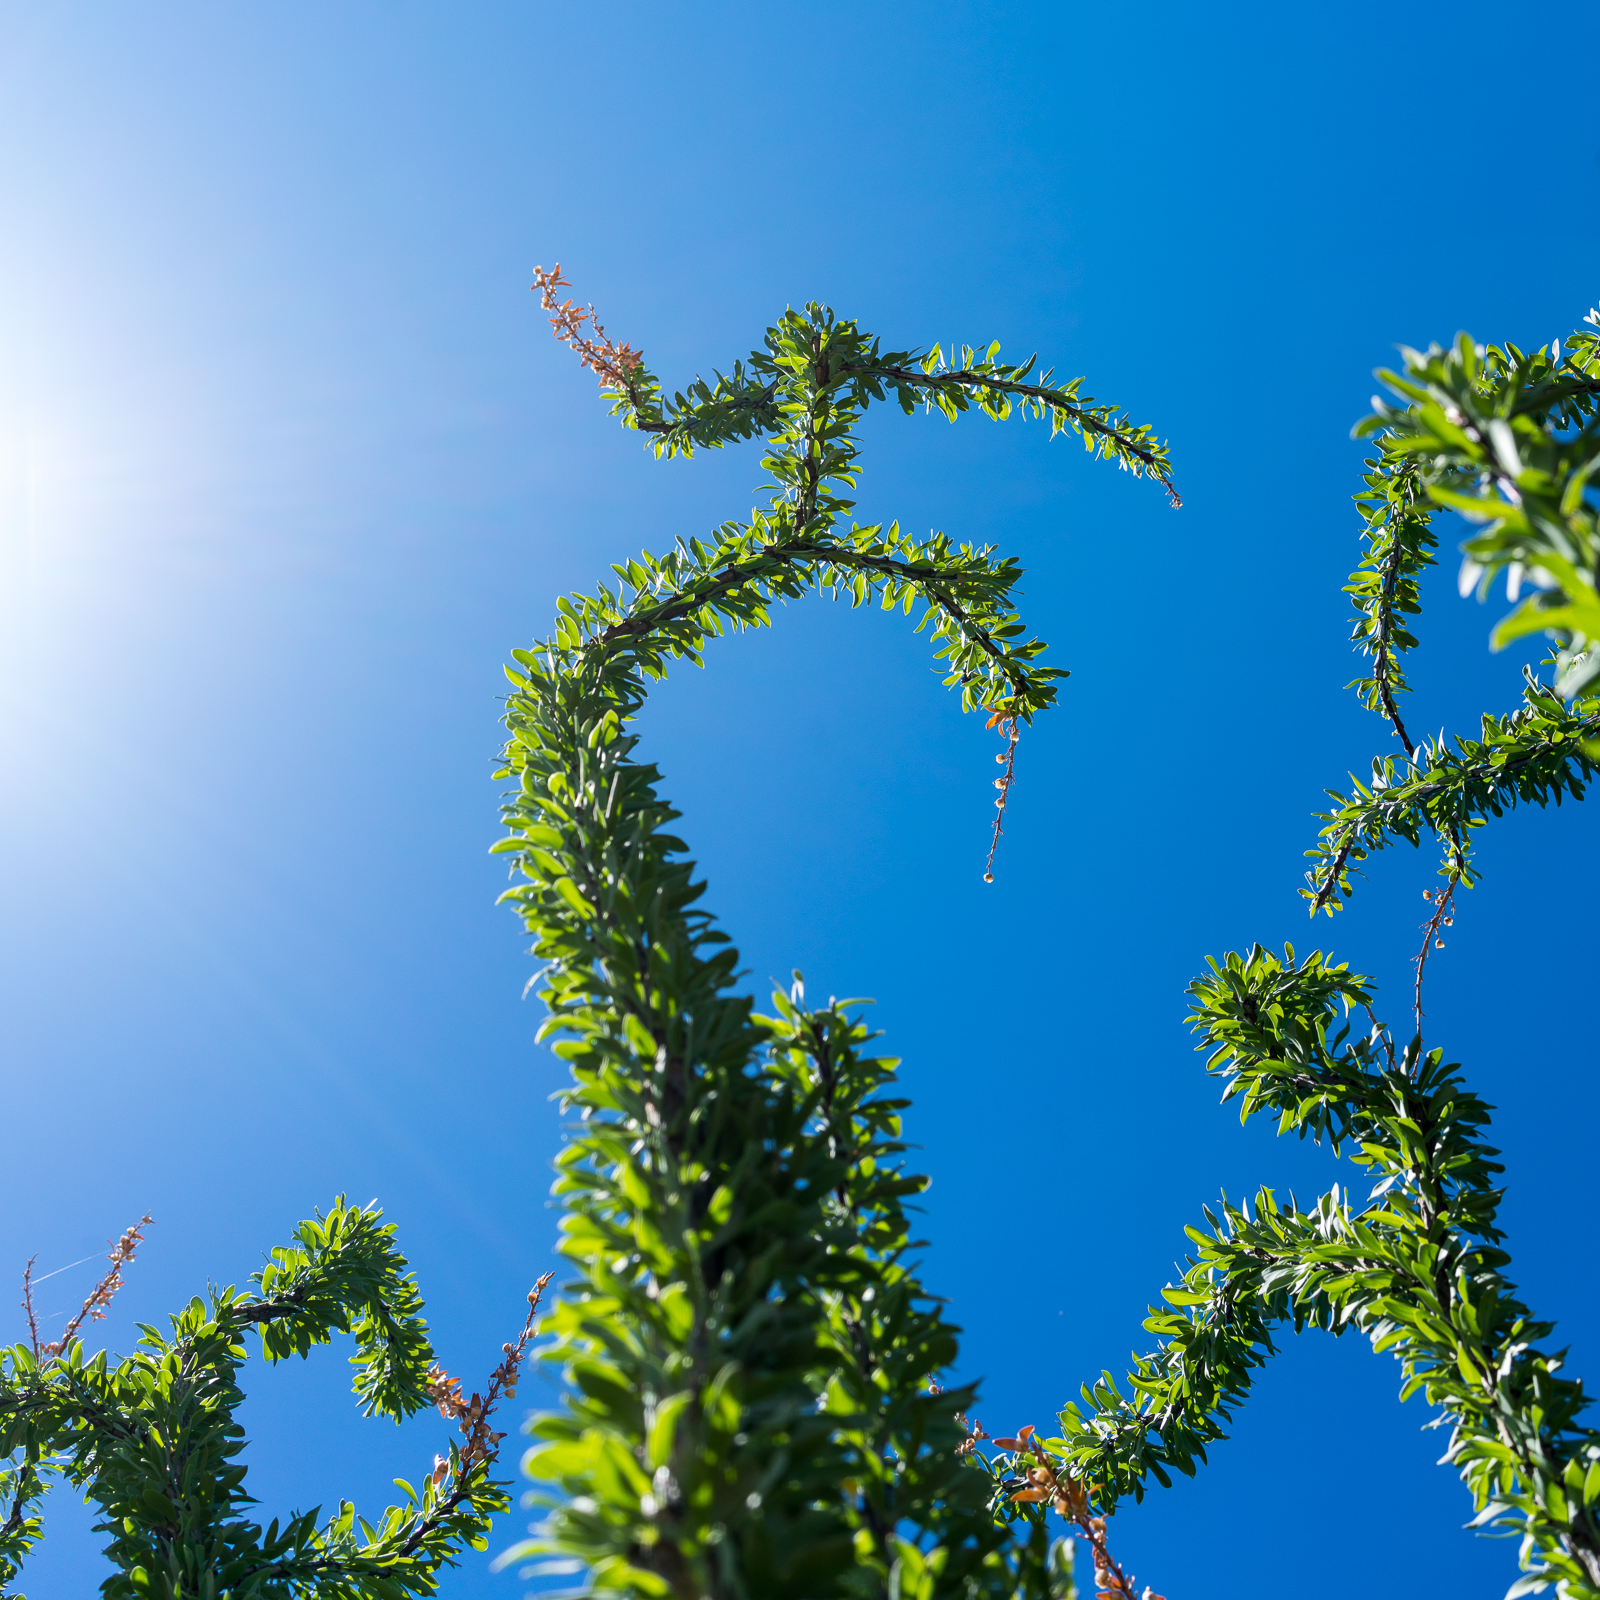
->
[0,1200,517,1600]
[492,303,1174,1600]
[504,292,1600,1600]
[1048,947,1600,1597]
[1028,303,1600,1599]
[1358,318,1600,700]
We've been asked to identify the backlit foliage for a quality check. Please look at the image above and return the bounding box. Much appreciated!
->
[496,281,1176,1600]
[506,281,1600,1600]
[0,1200,549,1599]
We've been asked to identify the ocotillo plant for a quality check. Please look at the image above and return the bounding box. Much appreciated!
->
[509,277,1600,1600]
[0,1199,551,1599]
[497,274,1177,1600]
[1010,310,1600,1600]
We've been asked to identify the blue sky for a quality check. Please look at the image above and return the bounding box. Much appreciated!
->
[2,4,1597,1596]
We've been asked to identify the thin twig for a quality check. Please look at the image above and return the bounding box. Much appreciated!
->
[20,1258,41,1361]
[1413,863,1462,1047]
[984,715,1020,883]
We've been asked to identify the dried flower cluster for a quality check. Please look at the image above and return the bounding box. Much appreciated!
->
[424,1270,554,1487]
[531,265,644,393]
[22,1213,152,1362]
[994,1426,1166,1600]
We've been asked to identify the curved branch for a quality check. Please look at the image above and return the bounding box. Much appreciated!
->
[1303,693,1600,914]
[498,297,1170,1600]
[847,362,1177,496]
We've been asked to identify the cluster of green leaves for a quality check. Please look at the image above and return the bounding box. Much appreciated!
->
[1301,307,1600,916]
[246,1205,433,1420]
[0,1199,510,1600]
[513,284,1600,1598]
[996,302,1600,1599]
[527,509,1061,725]
[1025,946,1600,1596]
[495,302,1169,1599]
[1352,308,1600,702]
[1302,673,1599,914]
[605,305,1176,501]
[1345,454,1436,752]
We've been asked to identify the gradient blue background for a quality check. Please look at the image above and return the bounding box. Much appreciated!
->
[2,4,1596,1595]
